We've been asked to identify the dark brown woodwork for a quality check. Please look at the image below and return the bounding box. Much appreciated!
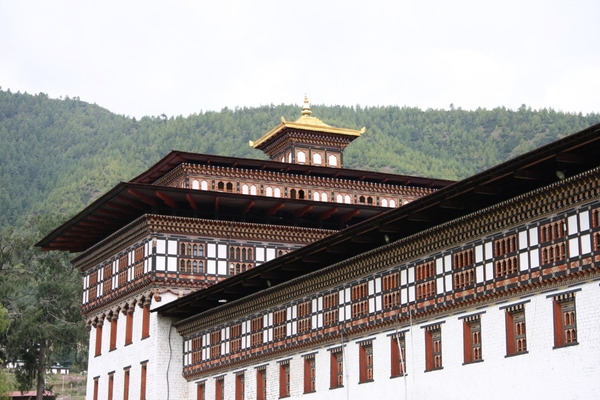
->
[127,189,156,207]
[341,209,360,223]
[294,205,313,218]
[320,207,338,221]
[185,194,197,210]
[267,203,285,217]
[156,190,176,208]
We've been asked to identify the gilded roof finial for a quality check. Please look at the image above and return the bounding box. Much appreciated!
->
[301,94,312,117]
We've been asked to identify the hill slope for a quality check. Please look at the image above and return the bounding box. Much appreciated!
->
[1,89,599,230]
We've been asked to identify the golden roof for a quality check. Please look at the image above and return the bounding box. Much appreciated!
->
[250,95,366,149]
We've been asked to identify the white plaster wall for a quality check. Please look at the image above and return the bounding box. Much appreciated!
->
[86,296,187,400]
[187,280,600,400]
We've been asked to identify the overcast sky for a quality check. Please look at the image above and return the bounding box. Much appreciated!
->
[1,1,599,118]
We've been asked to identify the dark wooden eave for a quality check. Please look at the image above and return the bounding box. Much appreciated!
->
[35,183,391,252]
[129,151,454,189]
[157,122,600,319]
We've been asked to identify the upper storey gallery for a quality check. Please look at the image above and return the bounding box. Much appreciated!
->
[37,98,453,254]
[139,97,453,209]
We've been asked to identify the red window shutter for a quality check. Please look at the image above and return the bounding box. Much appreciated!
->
[553,299,563,347]
[505,311,515,355]
[463,320,472,363]
[95,324,103,356]
[142,305,150,339]
[390,337,399,377]
[425,330,433,371]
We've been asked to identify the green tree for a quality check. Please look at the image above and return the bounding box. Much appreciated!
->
[0,216,87,400]
[0,301,10,400]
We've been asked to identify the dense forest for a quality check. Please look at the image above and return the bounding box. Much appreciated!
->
[1,88,600,231]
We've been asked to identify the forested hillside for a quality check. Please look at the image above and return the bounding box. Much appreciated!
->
[1,88,599,230]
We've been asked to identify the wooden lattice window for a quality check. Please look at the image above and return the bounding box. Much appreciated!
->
[210,330,221,358]
[273,310,287,341]
[505,304,527,356]
[553,293,577,348]
[251,316,263,347]
[425,324,442,371]
[191,336,202,364]
[463,315,482,363]
[390,333,406,377]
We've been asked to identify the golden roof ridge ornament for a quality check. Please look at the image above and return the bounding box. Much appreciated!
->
[250,95,366,150]
[301,94,312,117]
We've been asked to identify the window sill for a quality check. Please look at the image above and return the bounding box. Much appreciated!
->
[424,367,443,373]
[505,351,529,358]
[553,342,579,350]
[141,335,150,341]
[109,348,117,352]
[329,386,344,390]
[124,342,133,347]
[358,379,374,385]
[462,359,484,366]
[390,374,407,379]
[303,391,316,395]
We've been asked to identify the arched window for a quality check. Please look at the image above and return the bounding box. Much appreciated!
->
[390,200,396,207]
[313,153,322,165]
[359,196,365,204]
[367,197,373,205]
[192,261,197,273]
[235,248,240,260]
[381,199,388,207]
[200,181,208,190]
[281,156,285,162]
[192,180,199,189]
[329,155,337,166]
[187,244,191,255]
[313,192,320,201]
[217,181,224,192]
[198,245,204,257]
[230,247,235,260]
[242,248,247,261]
[250,185,257,195]
[344,195,351,204]
[321,192,327,202]
[266,187,273,197]
[226,182,233,193]
[336,194,343,203]
[198,261,203,273]
[297,151,306,163]
[242,184,249,194]
[288,153,292,163]
[290,189,297,199]
[247,249,253,260]
[179,260,185,271]
[274,188,281,198]
[180,243,186,255]
[186,260,192,273]
[193,245,197,257]
[298,190,305,199]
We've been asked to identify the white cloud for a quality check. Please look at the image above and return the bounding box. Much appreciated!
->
[1,0,599,117]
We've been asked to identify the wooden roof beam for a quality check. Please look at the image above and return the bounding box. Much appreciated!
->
[267,202,285,217]
[407,213,431,222]
[556,153,589,164]
[116,195,146,210]
[156,190,176,208]
[242,201,255,214]
[341,209,360,223]
[128,188,156,207]
[474,185,503,196]
[294,205,313,218]
[185,194,197,210]
[320,207,338,221]
[514,169,544,180]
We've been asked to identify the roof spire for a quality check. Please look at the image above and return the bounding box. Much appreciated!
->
[301,94,312,116]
